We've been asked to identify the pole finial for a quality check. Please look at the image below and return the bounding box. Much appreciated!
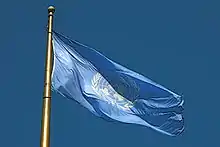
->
[48,6,55,13]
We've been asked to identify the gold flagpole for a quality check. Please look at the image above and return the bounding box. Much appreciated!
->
[40,6,55,147]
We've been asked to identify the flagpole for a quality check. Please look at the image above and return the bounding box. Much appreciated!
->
[40,6,55,147]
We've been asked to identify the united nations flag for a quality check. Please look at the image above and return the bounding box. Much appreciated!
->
[51,31,184,136]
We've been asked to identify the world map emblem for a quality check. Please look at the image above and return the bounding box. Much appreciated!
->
[91,73,134,111]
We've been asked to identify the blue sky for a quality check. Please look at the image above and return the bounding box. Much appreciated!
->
[0,0,219,147]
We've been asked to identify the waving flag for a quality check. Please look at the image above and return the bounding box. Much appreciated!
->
[51,31,184,136]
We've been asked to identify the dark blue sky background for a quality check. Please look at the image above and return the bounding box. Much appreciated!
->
[0,0,219,147]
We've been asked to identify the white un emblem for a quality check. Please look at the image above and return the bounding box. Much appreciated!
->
[91,73,134,111]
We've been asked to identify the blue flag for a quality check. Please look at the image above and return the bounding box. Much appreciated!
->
[51,31,184,136]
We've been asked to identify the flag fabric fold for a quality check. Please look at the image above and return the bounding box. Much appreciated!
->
[51,31,184,136]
